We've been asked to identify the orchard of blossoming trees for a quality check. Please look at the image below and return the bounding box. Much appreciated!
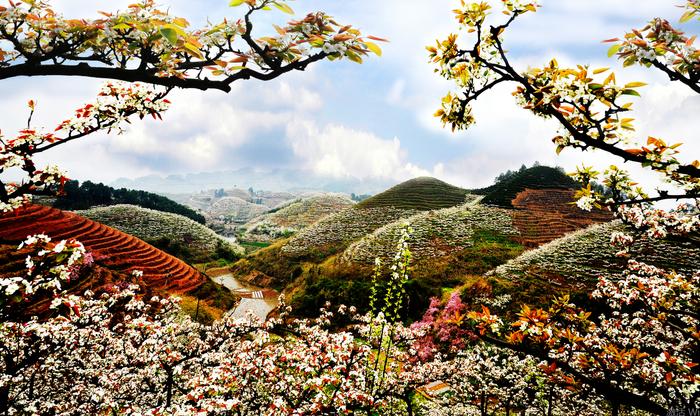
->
[0,0,385,212]
[425,0,700,414]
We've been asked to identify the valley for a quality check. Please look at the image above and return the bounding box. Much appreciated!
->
[7,165,696,323]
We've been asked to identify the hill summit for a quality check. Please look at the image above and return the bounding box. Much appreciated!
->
[475,166,579,207]
[357,177,469,211]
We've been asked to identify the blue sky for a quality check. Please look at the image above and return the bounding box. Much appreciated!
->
[3,1,699,191]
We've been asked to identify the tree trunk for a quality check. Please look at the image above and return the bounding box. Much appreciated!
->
[166,368,173,408]
[611,401,620,416]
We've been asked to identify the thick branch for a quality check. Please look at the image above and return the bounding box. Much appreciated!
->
[651,60,700,94]
[0,53,327,92]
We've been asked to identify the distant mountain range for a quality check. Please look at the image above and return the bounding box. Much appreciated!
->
[110,168,397,195]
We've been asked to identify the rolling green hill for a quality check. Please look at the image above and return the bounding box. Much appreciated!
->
[222,169,697,322]
[341,204,518,265]
[77,205,244,264]
[242,194,355,243]
[474,166,579,207]
[357,177,471,210]
[281,206,417,260]
[281,177,477,260]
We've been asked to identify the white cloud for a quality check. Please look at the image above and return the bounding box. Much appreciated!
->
[285,119,432,181]
[2,0,697,192]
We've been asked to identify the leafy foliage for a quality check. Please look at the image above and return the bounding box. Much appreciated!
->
[430,0,699,209]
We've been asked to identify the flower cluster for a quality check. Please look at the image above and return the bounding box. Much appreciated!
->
[56,82,171,135]
[1,84,170,212]
[608,14,699,81]
[0,232,448,415]
[0,234,91,318]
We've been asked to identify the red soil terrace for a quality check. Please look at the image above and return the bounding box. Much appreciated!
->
[0,204,205,294]
[510,188,613,248]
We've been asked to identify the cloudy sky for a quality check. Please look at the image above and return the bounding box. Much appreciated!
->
[3,0,699,191]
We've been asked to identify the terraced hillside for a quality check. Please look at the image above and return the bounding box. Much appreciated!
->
[358,177,470,210]
[242,195,355,242]
[475,166,579,207]
[0,205,207,294]
[77,205,243,262]
[510,188,613,247]
[341,204,519,265]
[281,177,476,260]
[281,207,418,259]
[488,221,700,304]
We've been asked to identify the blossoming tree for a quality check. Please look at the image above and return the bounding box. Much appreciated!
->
[0,0,385,212]
[427,0,700,414]
[0,220,448,414]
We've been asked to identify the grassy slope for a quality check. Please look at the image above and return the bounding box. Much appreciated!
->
[358,177,469,210]
[281,177,474,261]
[229,204,527,321]
[242,194,355,243]
[474,166,579,207]
[281,206,419,261]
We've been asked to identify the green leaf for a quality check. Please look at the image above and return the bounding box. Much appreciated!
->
[229,0,246,6]
[272,1,294,14]
[588,83,604,90]
[160,27,178,45]
[112,22,131,31]
[621,89,641,97]
[680,10,695,23]
[607,44,621,58]
[346,50,363,64]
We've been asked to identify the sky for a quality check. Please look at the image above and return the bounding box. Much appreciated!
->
[2,0,699,192]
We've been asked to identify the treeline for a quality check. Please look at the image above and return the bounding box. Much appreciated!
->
[54,180,206,224]
[473,164,578,207]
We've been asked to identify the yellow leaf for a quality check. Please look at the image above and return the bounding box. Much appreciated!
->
[183,43,203,59]
[363,41,382,56]
[624,81,647,88]
[680,10,695,23]
[172,17,189,28]
[272,1,294,15]
[593,67,609,74]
